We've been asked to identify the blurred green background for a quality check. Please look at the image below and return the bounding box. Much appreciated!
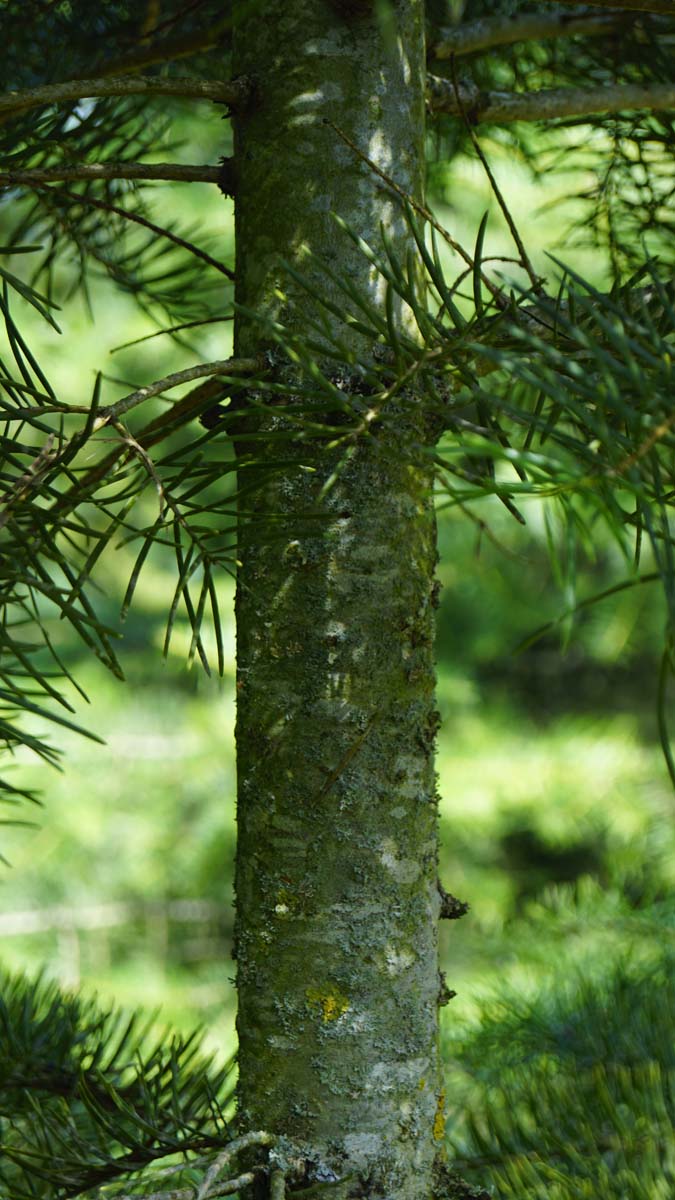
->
[1,110,674,1194]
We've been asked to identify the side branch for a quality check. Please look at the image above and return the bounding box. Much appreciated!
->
[0,162,221,189]
[49,360,265,516]
[90,20,232,78]
[98,358,263,425]
[539,0,675,14]
[0,75,250,123]
[42,186,235,280]
[463,280,675,383]
[50,379,231,515]
[428,76,675,122]
[430,9,627,59]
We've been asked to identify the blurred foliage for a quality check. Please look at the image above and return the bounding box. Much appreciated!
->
[444,904,675,1198]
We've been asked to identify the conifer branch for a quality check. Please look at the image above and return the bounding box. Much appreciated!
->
[428,76,675,122]
[12,360,260,439]
[0,75,248,123]
[0,162,222,189]
[540,0,675,14]
[98,358,263,425]
[51,378,236,516]
[196,1132,274,1200]
[448,60,542,294]
[42,186,235,280]
[430,9,627,59]
[89,19,233,79]
[46,360,263,518]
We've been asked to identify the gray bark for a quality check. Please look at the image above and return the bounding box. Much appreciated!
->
[232,5,448,1196]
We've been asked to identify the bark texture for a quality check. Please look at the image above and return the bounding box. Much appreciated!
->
[232,4,445,1196]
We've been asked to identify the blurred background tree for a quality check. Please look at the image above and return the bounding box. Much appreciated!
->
[0,0,674,1197]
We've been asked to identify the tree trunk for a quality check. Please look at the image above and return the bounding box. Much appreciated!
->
[232,5,447,1197]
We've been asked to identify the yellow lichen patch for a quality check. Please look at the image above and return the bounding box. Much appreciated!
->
[274,887,294,917]
[305,986,350,1022]
[433,1088,446,1141]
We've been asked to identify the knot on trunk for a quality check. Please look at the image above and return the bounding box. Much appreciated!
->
[438,882,470,920]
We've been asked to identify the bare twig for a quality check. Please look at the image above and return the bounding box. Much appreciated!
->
[50,375,245,517]
[111,315,233,353]
[98,357,262,425]
[324,119,466,260]
[428,76,675,122]
[0,75,249,124]
[210,1170,259,1197]
[430,9,628,59]
[0,162,221,189]
[197,1132,275,1200]
[111,420,166,515]
[17,358,260,424]
[42,186,235,280]
[141,0,213,41]
[98,1180,258,1200]
[29,358,262,523]
[140,0,162,41]
[0,434,56,531]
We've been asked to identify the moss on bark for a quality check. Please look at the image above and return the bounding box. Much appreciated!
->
[232,4,446,1196]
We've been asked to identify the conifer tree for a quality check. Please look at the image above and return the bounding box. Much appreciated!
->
[1,1,675,1197]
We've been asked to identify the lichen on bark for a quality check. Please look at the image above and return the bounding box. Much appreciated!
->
[231,4,446,1196]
